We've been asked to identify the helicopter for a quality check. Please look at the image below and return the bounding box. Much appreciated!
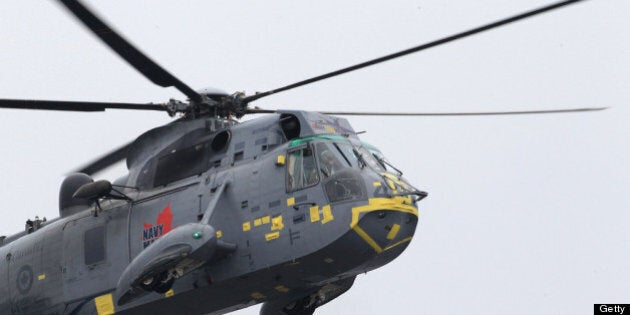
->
[0,0,624,314]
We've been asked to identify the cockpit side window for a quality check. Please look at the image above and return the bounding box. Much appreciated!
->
[286,145,319,192]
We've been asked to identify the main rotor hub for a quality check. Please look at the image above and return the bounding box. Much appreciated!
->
[163,90,249,119]
[196,87,229,100]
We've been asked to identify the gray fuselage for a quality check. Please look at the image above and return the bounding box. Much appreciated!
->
[0,111,422,315]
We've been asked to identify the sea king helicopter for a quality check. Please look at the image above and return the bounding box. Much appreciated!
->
[0,0,603,314]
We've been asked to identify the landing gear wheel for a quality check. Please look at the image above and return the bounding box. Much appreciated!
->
[283,296,317,315]
[140,276,158,291]
[140,272,174,293]
[154,272,175,294]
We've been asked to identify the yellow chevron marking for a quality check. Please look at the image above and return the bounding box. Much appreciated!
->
[276,155,286,166]
[261,215,271,224]
[251,292,265,299]
[386,224,401,240]
[310,205,320,222]
[94,294,115,315]
[321,205,334,224]
[275,285,290,293]
[265,231,280,241]
[271,215,284,231]
[165,289,175,298]
[242,222,251,231]
[350,198,418,254]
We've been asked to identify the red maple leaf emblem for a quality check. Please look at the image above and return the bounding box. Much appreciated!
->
[141,204,175,247]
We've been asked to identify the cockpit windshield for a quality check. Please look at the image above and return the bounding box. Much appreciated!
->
[314,141,368,203]
[314,142,347,179]
[356,146,386,172]
[331,142,359,168]
[368,148,400,174]
[286,139,400,192]
[314,141,389,174]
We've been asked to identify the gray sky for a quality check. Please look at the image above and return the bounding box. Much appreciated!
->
[0,0,628,314]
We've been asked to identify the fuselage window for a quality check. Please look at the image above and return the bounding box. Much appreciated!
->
[286,145,319,192]
[154,141,209,187]
[84,226,106,266]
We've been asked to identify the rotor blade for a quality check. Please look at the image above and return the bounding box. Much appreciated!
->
[0,99,165,112]
[244,0,588,103]
[74,142,131,175]
[245,108,277,114]
[57,0,202,103]
[72,116,188,175]
[318,107,607,116]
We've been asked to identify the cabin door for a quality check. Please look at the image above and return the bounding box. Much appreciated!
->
[128,186,201,260]
[62,204,131,302]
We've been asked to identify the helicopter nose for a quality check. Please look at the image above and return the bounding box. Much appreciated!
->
[349,198,418,254]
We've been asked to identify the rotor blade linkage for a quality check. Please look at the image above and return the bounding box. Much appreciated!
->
[0,99,165,112]
[244,0,589,103]
[57,0,202,103]
[319,107,607,116]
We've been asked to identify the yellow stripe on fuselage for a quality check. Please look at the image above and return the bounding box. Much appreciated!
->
[350,198,418,254]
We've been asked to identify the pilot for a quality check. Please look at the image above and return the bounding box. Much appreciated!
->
[319,149,340,178]
[303,148,318,186]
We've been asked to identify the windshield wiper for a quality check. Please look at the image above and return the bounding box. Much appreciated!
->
[352,148,366,169]
[375,156,403,176]
[390,190,428,202]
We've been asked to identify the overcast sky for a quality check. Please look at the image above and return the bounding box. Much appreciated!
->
[0,0,628,314]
